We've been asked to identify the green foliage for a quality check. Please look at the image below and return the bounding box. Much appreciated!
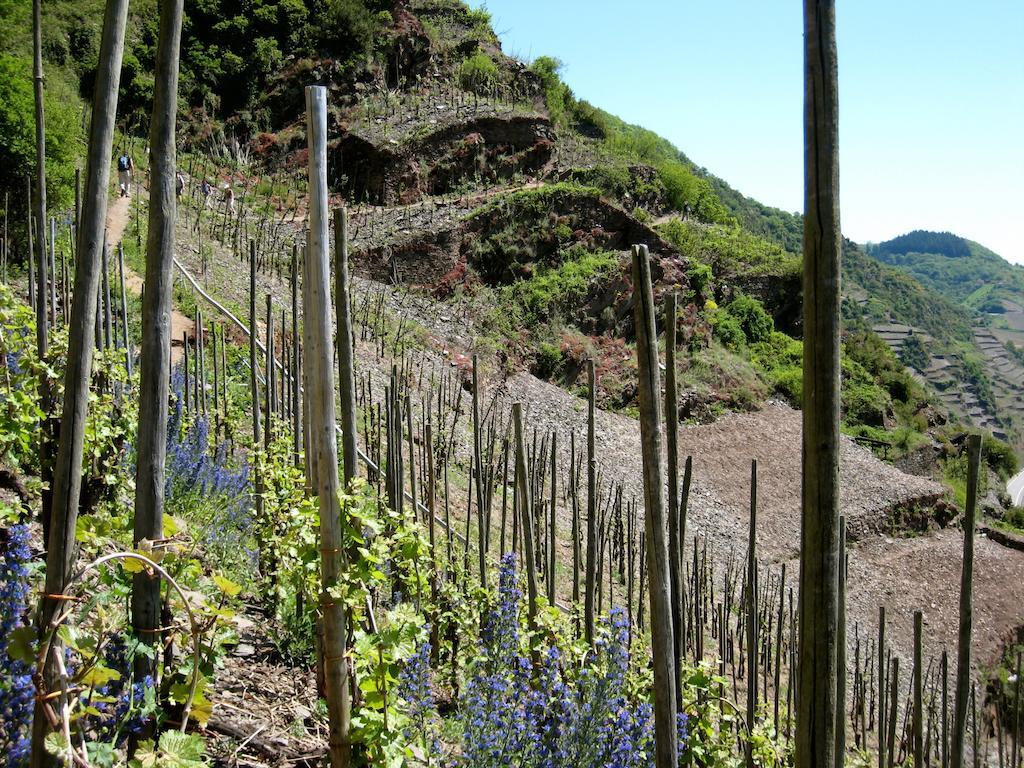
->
[876,230,972,260]
[659,218,799,279]
[749,331,804,405]
[599,114,731,222]
[900,333,929,371]
[686,261,713,297]
[982,432,1018,479]
[726,294,774,345]
[131,731,209,767]
[843,243,973,344]
[867,230,1024,310]
[0,283,44,469]
[459,51,498,93]
[0,53,83,214]
[708,308,745,351]
[503,246,619,326]
[704,173,804,254]
[528,55,607,135]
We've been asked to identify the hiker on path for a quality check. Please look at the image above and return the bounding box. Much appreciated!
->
[224,185,236,215]
[117,151,134,197]
[201,178,213,208]
[175,171,186,200]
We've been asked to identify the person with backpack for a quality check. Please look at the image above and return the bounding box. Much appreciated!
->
[117,151,134,197]
[175,170,186,200]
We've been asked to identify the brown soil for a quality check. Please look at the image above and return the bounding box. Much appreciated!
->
[105,193,194,364]
[489,374,1021,669]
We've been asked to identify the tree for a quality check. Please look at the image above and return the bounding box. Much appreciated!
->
[795,1,843,766]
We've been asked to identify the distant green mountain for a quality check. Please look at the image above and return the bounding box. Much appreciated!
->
[866,230,1024,313]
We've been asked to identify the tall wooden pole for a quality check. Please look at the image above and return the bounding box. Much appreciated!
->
[632,243,678,768]
[472,354,486,588]
[665,291,684,703]
[513,402,538,628]
[951,434,981,767]
[132,0,183,706]
[836,515,848,761]
[118,243,132,378]
[32,0,52,539]
[31,0,129,762]
[304,85,351,768]
[584,359,598,645]
[746,460,759,768]
[334,208,358,486]
[796,1,842,766]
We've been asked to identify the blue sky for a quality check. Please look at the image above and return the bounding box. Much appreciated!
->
[470,1,1024,262]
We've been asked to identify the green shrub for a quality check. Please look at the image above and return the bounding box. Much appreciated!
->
[459,51,498,93]
[659,217,799,279]
[504,246,619,325]
[533,341,564,379]
[983,434,1019,479]
[727,294,773,345]
[843,382,892,428]
[710,310,744,351]
[687,261,713,296]
[771,366,803,406]
[900,333,929,371]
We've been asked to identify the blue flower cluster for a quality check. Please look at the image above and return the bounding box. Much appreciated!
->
[0,525,34,766]
[459,555,686,768]
[165,369,251,544]
[398,634,442,756]
[85,635,155,744]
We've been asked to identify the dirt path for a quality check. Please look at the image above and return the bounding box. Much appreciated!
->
[105,194,193,364]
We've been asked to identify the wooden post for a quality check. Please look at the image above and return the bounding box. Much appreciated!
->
[101,237,113,350]
[292,243,301,467]
[951,434,981,768]
[887,658,899,768]
[472,355,486,588]
[879,606,888,768]
[746,459,759,768]
[131,0,183,714]
[837,515,848,761]
[304,85,351,768]
[548,430,557,605]
[914,609,924,766]
[32,0,52,540]
[665,292,684,702]
[513,402,538,627]
[585,359,598,645]
[632,243,678,768]
[334,208,358,485]
[118,243,132,378]
[31,0,129,760]
[796,1,842,766]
